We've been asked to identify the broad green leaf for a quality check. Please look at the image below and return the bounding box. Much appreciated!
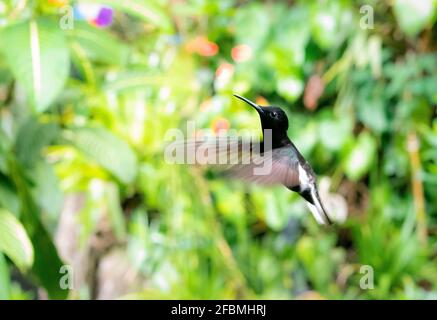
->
[319,115,353,152]
[264,189,290,231]
[234,3,271,51]
[31,162,63,221]
[14,118,59,167]
[0,175,20,216]
[22,203,69,299]
[393,0,436,37]
[0,18,70,112]
[357,96,388,134]
[277,75,304,103]
[103,72,165,92]
[310,1,353,49]
[0,209,34,271]
[296,236,316,266]
[68,22,129,65]
[7,158,68,299]
[0,253,10,299]
[66,127,138,184]
[210,181,245,220]
[88,0,172,31]
[344,132,377,181]
[293,120,318,156]
[272,6,310,66]
[311,9,338,49]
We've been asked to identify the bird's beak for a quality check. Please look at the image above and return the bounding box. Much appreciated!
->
[233,94,264,114]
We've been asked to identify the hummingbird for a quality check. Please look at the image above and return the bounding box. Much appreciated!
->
[176,94,332,225]
[231,94,332,225]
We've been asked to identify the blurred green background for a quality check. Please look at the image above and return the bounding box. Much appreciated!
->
[0,0,436,300]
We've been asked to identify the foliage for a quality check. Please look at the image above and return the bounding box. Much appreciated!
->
[0,0,436,300]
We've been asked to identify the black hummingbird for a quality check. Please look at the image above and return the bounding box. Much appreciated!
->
[176,95,332,225]
[231,94,332,225]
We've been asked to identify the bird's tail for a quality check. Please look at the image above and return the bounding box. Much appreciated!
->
[306,186,332,225]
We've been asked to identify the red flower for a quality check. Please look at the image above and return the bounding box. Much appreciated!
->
[212,117,230,134]
[200,99,213,112]
[231,44,252,63]
[304,75,324,111]
[186,36,218,57]
[215,62,234,79]
[256,96,269,106]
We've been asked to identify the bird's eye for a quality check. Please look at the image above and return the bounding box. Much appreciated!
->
[271,111,278,118]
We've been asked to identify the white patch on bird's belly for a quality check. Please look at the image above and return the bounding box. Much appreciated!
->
[298,164,311,189]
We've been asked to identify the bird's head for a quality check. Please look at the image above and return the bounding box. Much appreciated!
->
[233,94,289,132]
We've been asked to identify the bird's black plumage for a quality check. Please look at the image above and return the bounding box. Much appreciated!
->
[233,94,332,225]
[175,95,332,224]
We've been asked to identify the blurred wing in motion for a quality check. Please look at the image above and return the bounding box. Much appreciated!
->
[170,137,299,188]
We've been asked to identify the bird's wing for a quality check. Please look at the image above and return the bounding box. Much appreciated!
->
[170,137,299,187]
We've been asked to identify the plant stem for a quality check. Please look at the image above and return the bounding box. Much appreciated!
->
[407,131,427,246]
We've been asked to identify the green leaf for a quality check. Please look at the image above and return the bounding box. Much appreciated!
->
[0,18,70,112]
[310,1,352,49]
[88,0,172,31]
[311,11,338,49]
[66,127,138,184]
[393,0,436,37]
[8,157,68,299]
[14,118,59,167]
[293,122,318,156]
[210,181,245,220]
[68,22,129,65]
[319,115,353,152]
[0,209,34,271]
[272,6,310,66]
[357,96,388,134]
[234,3,271,51]
[0,174,20,216]
[103,72,165,92]
[276,75,304,103]
[264,189,289,231]
[0,253,11,299]
[20,195,68,299]
[344,132,377,181]
[31,162,63,221]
